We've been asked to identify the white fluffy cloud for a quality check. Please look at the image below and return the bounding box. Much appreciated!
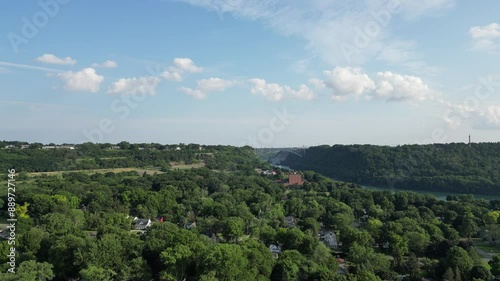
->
[181,78,236,99]
[323,67,375,101]
[57,68,103,92]
[483,106,500,127]
[197,78,235,92]
[285,84,315,100]
[469,23,500,52]
[312,67,437,102]
[35,54,77,65]
[249,79,315,101]
[161,58,203,81]
[180,77,312,101]
[108,77,160,95]
[308,78,326,91]
[161,70,183,82]
[249,79,286,101]
[173,58,203,73]
[372,71,437,102]
[470,23,500,39]
[92,60,118,68]
[441,102,500,129]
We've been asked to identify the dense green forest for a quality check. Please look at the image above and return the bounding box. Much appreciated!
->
[283,143,500,195]
[2,143,500,280]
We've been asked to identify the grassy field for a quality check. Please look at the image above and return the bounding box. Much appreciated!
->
[99,157,128,160]
[169,162,205,170]
[483,261,492,270]
[28,167,165,177]
[23,162,205,177]
[75,157,95,162]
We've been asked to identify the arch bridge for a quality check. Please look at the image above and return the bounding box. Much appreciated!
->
[254,147,308,158]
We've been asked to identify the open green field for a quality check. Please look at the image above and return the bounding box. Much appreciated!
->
[483,262,492,270]
[99,157,128,160]
[27,167,165,177]
[22,162,205,177]
[169,162,205,170]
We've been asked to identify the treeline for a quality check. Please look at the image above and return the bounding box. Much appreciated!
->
[0,141,260,173]
[283,143,500,195]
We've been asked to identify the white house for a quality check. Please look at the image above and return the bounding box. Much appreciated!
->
[320,231,338,249]
[269,244,282,259]
[133,218,152,230]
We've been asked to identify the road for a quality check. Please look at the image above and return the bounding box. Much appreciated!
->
[474,246,495,261]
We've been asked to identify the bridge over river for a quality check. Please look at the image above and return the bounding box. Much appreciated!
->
[254,147,308,161]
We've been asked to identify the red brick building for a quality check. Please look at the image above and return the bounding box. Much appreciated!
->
[284,173,304,186]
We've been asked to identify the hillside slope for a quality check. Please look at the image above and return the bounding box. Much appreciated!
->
[283,143,500,195]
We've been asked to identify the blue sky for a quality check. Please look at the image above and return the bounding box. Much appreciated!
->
[1,0,499,146]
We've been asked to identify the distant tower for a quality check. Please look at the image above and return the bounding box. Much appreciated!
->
[469,134,471,146]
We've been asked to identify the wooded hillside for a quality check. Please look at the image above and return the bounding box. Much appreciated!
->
[283,143,500,195]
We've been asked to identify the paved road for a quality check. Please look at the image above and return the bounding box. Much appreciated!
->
[474,246,495,261]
